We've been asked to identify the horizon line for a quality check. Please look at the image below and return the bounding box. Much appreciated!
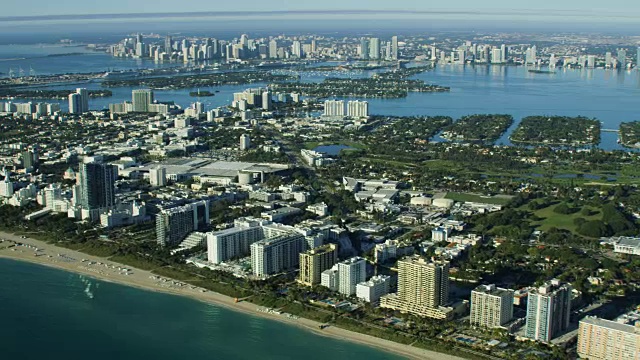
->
[1,9,639,22]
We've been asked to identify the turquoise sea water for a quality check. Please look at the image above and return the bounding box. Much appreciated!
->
[0,258,399,360]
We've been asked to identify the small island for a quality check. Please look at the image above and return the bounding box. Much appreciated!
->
[0,89,113,100]
[441,114,513,144]
[366,116,453,154]
[270,66,449,98]
[189,90,215,97]
[510,116,601,146]
[619,121,640,148]
[103,71,298,89]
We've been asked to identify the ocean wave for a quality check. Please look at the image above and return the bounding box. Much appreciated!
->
[0,58,27,61]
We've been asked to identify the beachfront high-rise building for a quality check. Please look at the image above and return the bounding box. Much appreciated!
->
[637,47,640,68]
[500,44,507,63]
[401,256,449,308]
[207,218,270,264]
[337,257,367,296]
[578,316,640,360]
[239,134,251,151]
[321,265,339,291]
[525,279,572,342]
[298,244,338,286]
[369,38,381,60]
[391,36,399,60]
[356,275,391,304]
[78,161,117,211]
[132,89,154,112]
[156,200,210,247]
[347,100,369,118]
[323,100,345,117]
[470,284,514,329]
[380,256,452,319]
[68,88,88,114]
[250,232,305,277]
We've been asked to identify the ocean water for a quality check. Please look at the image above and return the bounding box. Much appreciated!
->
[0,258,399,360]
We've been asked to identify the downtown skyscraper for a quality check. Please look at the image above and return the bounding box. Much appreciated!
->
[391,36,399,60]
[369,38,381,60]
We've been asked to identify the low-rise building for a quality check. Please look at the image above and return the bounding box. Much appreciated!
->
[410,196,432,206]
[374,239,414,264]
[307,202,329,217]
[432,227,451,242]
[261,206,302,222]
[613,237,640,256]
[301,149,334,167]
[100,201,148,228]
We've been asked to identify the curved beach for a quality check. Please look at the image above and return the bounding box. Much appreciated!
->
[0,231,466,360]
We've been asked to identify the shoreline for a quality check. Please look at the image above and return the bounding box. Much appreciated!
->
[0,231,465,360]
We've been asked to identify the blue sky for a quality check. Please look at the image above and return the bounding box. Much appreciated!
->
[3,0,639,17]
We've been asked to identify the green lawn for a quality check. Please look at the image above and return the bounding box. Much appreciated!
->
[361,157,418,168]
[303,141,367,150]
[531,203,603,234]
[445,192,513,205]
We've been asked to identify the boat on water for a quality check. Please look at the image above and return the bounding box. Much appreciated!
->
[255,62,291,69]
[102,70,141,80]
[528,69,556,74]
